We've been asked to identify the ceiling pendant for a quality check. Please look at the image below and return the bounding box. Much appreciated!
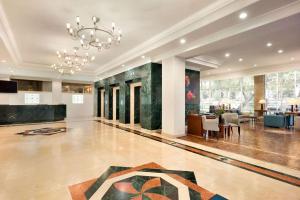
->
[51,47,95,75]
[66,16,122,51]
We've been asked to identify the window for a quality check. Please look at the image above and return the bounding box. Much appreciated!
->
[200,77,254,112]
[265,70,300,111]
[62,82,92,93]
[72,94,84,104]
[12,79,52,92]
[25,93,40,104]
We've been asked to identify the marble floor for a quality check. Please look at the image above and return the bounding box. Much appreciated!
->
[0,120,300,199]
[181,122,300,170]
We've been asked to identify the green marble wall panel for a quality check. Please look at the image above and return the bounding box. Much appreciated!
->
[95,63,162,130]
[104,84,113,119]
[119,82,130,123]
[150,63,162,129]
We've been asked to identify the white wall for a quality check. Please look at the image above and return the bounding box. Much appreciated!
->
[62,93,94,119]
[0,81,94,120]
[0,91,52,105]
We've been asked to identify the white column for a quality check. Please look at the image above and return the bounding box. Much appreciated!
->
[162,56,185,137]
[52,80,62,104]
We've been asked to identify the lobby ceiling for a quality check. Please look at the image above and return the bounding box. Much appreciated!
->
[185,13,300,77]
[0,0,213,72]
[0,0,299,80]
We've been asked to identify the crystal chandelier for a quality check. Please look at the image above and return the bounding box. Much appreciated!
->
[66,16,122,51]
[50,47,95,74]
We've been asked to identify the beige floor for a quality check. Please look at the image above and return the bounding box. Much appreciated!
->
[0,120,299,200]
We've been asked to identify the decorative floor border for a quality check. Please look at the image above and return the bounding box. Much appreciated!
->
[97,120,300,187]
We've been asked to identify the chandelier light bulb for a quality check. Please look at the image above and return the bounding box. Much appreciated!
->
[108,37,112,43]
[90,30,94,36]
[56,51,60,55]
[76,16,80,24]
[66,23,71,29]
[80,39,84,45]
[81,34,85,39]
[91,56,95,61]
[85,52,89,56]
[112,22,115,28]
[63,49,67,53]
[92,16,97,23]
[95,38,99,43]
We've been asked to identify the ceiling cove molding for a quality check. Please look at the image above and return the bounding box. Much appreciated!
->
[186,57,220,69]
[19,62,96,76]
[153,0,300,62]
[96,0,259,75]
[0,3,22,64]
[201,61,300,80]
[96,58,152,81]
[0,63,96,82]
[0,67,96,82]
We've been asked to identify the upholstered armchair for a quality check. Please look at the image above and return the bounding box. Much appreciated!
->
[222,113,241,135]
[201,115,219,138]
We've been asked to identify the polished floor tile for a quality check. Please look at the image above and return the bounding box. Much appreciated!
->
[0,120,300,199]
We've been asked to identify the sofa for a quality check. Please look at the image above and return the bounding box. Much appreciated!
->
[264,115,290,128]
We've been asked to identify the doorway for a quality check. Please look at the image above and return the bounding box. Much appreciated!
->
[113,87,120,121]
[130,82,142,125]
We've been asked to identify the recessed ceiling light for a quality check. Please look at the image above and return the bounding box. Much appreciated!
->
[239,12,248,19]
[1,59,7,63]
[253,64,257,67]
[225,53,231,58]
[239,58,243,62]
[266,42,272,47]
[180,38,186,44]
[290,57,295,61]
[121,64,125,67]
[277,49,283,54]
[141,55,145,59]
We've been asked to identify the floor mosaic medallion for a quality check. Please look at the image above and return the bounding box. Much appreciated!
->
[17,127,66,136]
[69,162,227,200]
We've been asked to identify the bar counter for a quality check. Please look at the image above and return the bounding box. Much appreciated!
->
[0,104,66,125]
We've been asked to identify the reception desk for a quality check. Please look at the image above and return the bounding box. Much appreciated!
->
[0,104,66,125]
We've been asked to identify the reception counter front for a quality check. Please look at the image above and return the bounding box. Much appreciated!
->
[0,104,66,125]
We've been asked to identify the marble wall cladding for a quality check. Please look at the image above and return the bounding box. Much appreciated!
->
[95,63,162,130]
[105,84,113,119]
[185,69,200,119]
[150,63,162,129]
[0,105,66,125]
